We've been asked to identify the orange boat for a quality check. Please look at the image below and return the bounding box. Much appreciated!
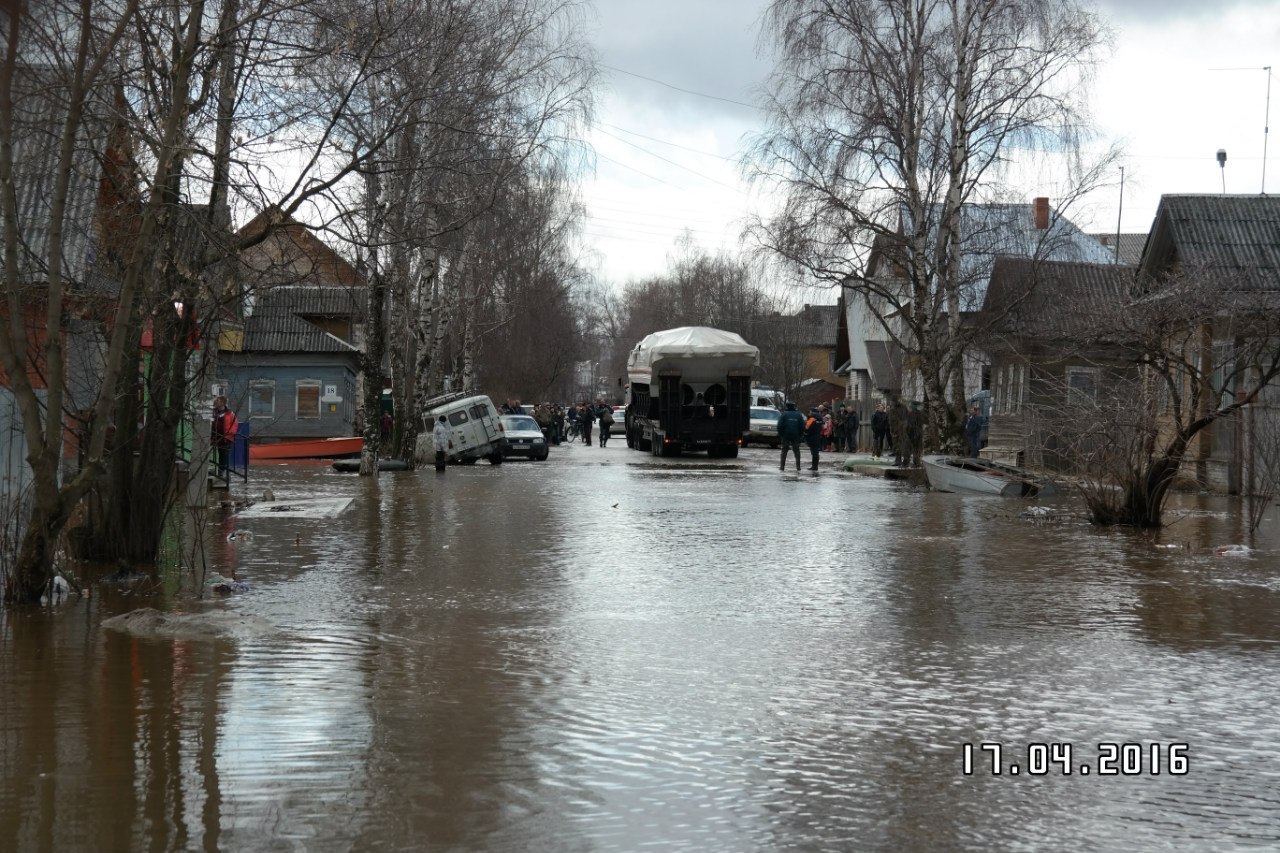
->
[249,436,363,461]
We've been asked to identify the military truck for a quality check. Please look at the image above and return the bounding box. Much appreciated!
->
[623,327,759,458]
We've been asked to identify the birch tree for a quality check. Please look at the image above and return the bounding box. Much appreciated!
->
[747,0,1115,450]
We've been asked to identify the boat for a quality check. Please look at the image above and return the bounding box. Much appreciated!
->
[249,436,363,461]
[331,458,411,472]
[921,455,1057,497]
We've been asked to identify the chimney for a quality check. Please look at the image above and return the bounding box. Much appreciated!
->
[1033,197,1050,230]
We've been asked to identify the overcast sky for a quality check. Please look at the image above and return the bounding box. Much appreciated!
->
[578,0,1280,288]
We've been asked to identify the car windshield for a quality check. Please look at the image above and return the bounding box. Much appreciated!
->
[751,408,780,421]
[502,416,540,432]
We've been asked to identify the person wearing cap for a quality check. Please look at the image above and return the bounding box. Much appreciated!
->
[804,407,824,471]
[776,401,806,471]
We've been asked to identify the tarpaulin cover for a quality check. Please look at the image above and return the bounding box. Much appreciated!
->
[627,326,759,376]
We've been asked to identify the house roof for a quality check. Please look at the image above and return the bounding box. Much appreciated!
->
[1088,232,1147,266]
[864,340,903,392]
[11,64,110,288]
[243,285,364,353]
[236,209,364,288]
[867,202,1116,311]
[794,303,840,348]
[983,257,1135,341]
[1139,195,1280,289]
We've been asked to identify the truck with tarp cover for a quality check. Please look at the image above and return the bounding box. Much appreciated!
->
[623,327,759,458]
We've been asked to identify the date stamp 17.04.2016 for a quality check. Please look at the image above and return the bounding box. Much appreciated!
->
[962,742,1189,776]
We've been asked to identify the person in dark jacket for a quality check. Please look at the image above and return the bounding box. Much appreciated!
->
[805,407,824,471]
[889,399,908,466]
[776,402,806,471]
[905,401,924,467]
[964,405,985,458]
[870,403,889,459]
[840,405,860,453]
[578,402,594,446]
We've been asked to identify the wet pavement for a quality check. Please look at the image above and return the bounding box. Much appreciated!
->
[3,439,1280,851]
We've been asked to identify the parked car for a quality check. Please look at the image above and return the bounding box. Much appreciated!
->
[743,405,781,447]
[499,414,549,460]
[610,406,627,435]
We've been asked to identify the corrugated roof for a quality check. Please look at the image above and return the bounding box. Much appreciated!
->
[795,304,839,347]
[984,258,1135,340]
[243,285,363,353]
[1141,195,1280,289]
[864,340,903,392]
[1088,232,1148,266]
[11,64,109,287]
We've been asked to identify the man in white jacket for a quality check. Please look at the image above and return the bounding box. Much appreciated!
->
[432,415,449,471]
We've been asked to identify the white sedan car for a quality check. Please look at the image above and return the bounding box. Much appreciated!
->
[743,406,781,447]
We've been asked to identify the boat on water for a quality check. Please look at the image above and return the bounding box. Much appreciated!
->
[921,455,1057,497]
[249,436,363,461]
[331,458,410,472]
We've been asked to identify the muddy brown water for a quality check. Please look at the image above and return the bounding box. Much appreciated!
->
[3,443,1279,851]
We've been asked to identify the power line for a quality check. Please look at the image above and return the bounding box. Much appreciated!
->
[601,122,739,162]
[600,62,759,110]
[596,129,745,192]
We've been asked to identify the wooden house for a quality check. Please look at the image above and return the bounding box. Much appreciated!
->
[980,258,1136,468]
[844,199,1116,406]
[1136,194,1280,493]
[218,285,365,443]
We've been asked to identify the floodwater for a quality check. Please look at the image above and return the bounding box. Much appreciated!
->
[3,440,1280,852]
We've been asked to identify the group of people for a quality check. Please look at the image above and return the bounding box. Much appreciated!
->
[567,400,615,447]
[501,398,617,448]
[865,399,925,467]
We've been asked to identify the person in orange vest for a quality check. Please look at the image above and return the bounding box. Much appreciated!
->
[212,395,238,476]
[804,407,824,471]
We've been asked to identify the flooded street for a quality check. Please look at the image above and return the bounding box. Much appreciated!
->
[3,441,1280,851]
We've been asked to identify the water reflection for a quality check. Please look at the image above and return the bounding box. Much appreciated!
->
[1,448,1278,851]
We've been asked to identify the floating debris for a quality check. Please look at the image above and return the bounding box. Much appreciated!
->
[1214,544,1253,557]
[206,572,251,594]
[238,497,352,519]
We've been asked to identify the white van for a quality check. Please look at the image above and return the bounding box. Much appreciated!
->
[416,392,505,465]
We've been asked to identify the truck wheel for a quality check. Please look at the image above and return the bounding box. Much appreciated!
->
[723,444,739,459]
[462,457,478,465]
[488,451,503,464]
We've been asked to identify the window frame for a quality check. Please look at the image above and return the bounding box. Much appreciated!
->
[295,379,322,419]
[249,379,275,418]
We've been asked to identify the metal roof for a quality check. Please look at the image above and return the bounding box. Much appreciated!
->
[876,202,1116,311]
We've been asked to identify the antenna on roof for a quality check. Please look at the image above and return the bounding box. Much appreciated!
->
[1264,66,1272,193]
[1217,149,1228,194]
[1115,166,1124,264]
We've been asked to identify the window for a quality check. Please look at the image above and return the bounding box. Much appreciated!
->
[249,380,274,417]
[296,380,321,418]
[1067,366,1099,405]
[448,410,470,426]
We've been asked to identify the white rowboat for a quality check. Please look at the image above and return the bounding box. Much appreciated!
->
[922,455,1057,497]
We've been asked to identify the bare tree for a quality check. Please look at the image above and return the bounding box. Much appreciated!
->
[1039,270,1280,528]
[3,0,529,601]
[747,0,1116,450]
[320,0,592,473]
